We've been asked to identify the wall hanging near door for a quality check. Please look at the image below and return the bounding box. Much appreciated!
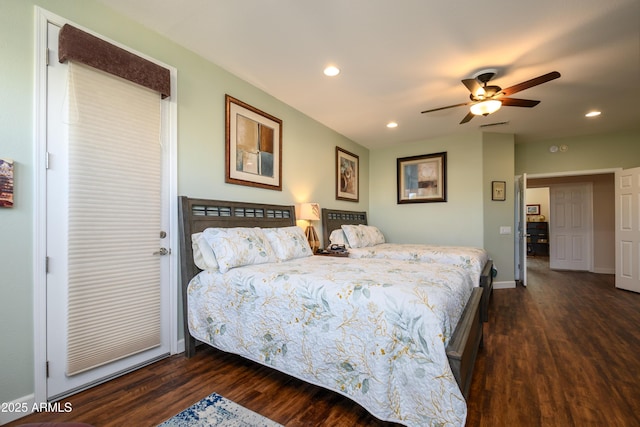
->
[0,158,14,208]
[492,181,506,201]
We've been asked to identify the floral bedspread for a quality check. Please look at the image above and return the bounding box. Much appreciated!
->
[346,243,489,284]
[187,256,474,426]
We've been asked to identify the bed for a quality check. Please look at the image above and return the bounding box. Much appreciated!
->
[322,208,493,322]
[178,197,483,426]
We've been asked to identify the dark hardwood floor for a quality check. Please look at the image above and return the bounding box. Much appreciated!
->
[8,257,640,427]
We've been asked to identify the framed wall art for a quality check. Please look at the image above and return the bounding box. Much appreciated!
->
[397,152,447,204]
[492,181,506,201]
[526,204,540,215]
[0,158,14,208]
[336,147,359,202]
[225,94,282,191]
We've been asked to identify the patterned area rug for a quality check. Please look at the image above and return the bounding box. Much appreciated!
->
[158,392,283,427]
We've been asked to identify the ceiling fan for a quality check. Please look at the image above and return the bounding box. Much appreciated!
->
[421,70,561,124]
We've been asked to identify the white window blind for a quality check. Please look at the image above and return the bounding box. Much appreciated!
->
[66,61,162,376]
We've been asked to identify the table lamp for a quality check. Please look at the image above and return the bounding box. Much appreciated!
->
[299,202,321,253]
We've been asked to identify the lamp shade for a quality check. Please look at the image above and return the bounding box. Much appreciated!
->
[299,202,320,221]
[470,99,502,116]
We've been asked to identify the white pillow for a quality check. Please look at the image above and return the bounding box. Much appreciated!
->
[359,224,385,245]
[341,224,385,248]
[329,229,350,247]
[202,227,277,273]
[263,226,313,261]
[191,232,219,271]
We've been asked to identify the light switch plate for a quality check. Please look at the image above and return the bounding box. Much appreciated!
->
[500,226,512,235]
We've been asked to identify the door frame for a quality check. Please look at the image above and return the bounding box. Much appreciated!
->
[514,173,527,286]
[33,7,179,404]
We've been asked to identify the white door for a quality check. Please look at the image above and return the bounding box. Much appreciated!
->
[515,174,527,286]
[45,22,172,400]
[549,183,593,271]
[615,167,640,293]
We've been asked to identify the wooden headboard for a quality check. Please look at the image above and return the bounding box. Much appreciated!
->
[178,196,296,356]
[321,208,368,248]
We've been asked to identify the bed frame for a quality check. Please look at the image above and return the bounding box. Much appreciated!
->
[322,207,493,323]
[178,196,483,398]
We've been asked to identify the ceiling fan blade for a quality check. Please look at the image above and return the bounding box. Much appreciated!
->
[460,111,475,124]
[500,98,541,108]
[462,78,482,95]
[421,102,470,114]
[500,71,561,96]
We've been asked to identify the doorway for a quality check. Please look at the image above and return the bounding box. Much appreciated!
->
[525,172,615,275]
[34,8,179,403]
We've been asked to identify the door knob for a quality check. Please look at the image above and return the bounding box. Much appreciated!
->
[153,247,170,256]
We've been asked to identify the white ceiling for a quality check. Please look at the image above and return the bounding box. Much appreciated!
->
[97,0,640,149]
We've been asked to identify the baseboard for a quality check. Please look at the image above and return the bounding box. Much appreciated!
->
[493,280,516,289]
[592,267,615,275]
[0,394,35,425]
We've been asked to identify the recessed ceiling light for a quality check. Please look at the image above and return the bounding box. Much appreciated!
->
[386,122,398,128]
[323,65,340,77]
[585,111,601,118]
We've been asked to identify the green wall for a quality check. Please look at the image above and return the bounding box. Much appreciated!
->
[515,129,640,175]
[369,132,516,285]
[483,133,516,285]
[1,0,39,407]
[0,0,367,406]
[369,133,485,246]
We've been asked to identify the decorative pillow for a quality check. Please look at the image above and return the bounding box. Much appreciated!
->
[263,226,313,261]
[202,227,277,273]
[329,229,350,247]
[341,224,385,248]
[359,224,385,245]
[191,232,219,271]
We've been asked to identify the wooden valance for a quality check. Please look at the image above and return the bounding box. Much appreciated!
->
[58,24,170,99]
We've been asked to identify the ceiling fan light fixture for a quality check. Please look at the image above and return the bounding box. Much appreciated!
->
[470,99,502,116]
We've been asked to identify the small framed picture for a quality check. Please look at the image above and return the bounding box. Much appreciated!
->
[527,204,541,215]
[0,158,14,208]
[492,181,506,201]
[336,147,359,202]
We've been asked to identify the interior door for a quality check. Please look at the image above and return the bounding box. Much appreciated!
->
[515,174,527,286]
[549,183,593,271]
[45,22,171,400]
[615,167,640,293]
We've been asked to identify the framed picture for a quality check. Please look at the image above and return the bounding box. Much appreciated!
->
[336,147,359,202]
[492,181,506,201]
[527,204,540,215]
[225,94,282,191]
[0,158,14,208]
[397,152,447,204]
